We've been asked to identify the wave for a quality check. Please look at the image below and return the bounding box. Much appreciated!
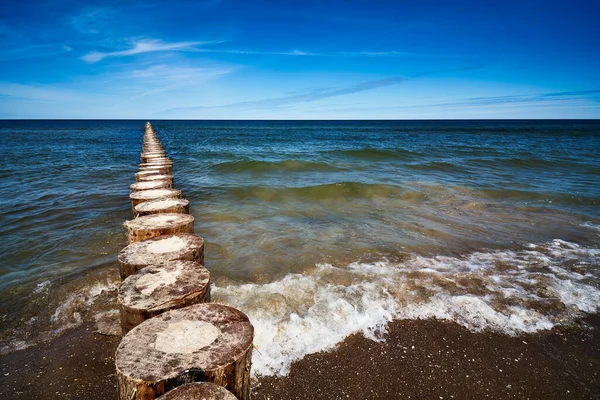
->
[478,188,600,206]
[225,182,425,203]
[405,161,464,173]
[322,148,421,161]
[213,239,600,377]
[212,159,341,174]
[0,267,120,355]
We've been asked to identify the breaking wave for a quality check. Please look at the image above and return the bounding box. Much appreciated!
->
[213,239,600,377]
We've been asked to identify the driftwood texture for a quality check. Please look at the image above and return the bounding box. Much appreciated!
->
[156,382,237,400]
[138,174,174,184]
[117,233,204,280]
[130,180,173,192]
[134,198,189,216]
[116,304,254,400]
[140,156,173,165]
[141,155,168,163]
[118,260,210,334]
[130,188,181,215]
[139,165,173,176]
[135,170,166,181]
[124,213,194,243]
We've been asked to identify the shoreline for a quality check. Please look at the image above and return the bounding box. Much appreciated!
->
[255,316,600,399]
[1,316,598,399]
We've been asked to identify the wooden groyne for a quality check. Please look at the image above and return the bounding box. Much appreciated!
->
[115,122,254,400]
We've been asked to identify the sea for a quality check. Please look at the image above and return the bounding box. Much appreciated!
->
[0,120,599,377]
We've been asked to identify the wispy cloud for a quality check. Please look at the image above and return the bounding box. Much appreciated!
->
[0,82,112,102]
[122,64,235,98]
[81,38,455,64]
[0,44,73,62]
[459,89,600,105]
[162,76,410,115]
[81,39,219,63]
[68,7,115,34]
[320,89,600,114]
[161,62,488,115]
[198,48,443,58]
[0,21,27,41]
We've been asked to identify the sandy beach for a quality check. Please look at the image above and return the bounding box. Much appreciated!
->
[1,315,598,399]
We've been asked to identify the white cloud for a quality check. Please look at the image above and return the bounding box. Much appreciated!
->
[0,44,73,61]
[81,39,213,63]
[0,82,111,102]
[123,64,235,98]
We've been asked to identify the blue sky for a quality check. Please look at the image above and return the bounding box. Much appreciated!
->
[0,0,599,119]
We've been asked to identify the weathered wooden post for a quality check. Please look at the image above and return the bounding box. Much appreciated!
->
[134,198,190,216]
[156,382,237,400]
[118,260,211,334]
[115,122,255,400]
[138,174,174,184]
[124,213,194,243]
[135,170,167,181]
[116,304,254,400]
[138,164,173,176]
[141,154,168,163]
[130,188,182,214]
[140,159,173,166]
[117,233,204,280]
[130,180,173,192]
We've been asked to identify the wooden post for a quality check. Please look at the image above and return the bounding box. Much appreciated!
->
[117,233,204,280]
[140,159,173,164]
[135,170,166,181]
[156,382,237,400]
[140,157,172,162]
[130,180,173,192]
[116,304,253,400]
[124,213,194,243]
[141,154,168,163]
[142,153,167,157]
[138,174,174,184]
[139,165,173,176]
[140,159,173,166]
[118,260,211,334]
[130,188,181,214]
[134,198,189,216]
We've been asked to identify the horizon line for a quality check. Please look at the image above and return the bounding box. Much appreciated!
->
[1,118,599,121]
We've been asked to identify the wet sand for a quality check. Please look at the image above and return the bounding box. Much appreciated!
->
[0,324,120,399]
[1,317,599,399]
[255,316,600,400]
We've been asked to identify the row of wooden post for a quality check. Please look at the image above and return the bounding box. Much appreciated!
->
[114,122,253,400]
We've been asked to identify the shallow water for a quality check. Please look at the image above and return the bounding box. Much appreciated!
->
[0,120,599,376]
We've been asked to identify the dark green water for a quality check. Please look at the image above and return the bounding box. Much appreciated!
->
[1,120,599,376]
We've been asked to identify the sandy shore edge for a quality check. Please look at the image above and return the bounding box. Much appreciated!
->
[1,316,598,399]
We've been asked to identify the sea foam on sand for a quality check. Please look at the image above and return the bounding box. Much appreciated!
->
[212,239,600,377]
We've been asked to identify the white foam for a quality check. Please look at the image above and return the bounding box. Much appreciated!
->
[34,280,51,293]
[582,221,600,232]
[213,270,396,377]
[212,239,600,378]
[51,281,118,333]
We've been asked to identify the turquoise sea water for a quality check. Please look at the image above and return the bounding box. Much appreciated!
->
[1,120,599,375]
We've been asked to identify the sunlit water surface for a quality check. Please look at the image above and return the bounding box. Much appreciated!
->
[1,120,599,376]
